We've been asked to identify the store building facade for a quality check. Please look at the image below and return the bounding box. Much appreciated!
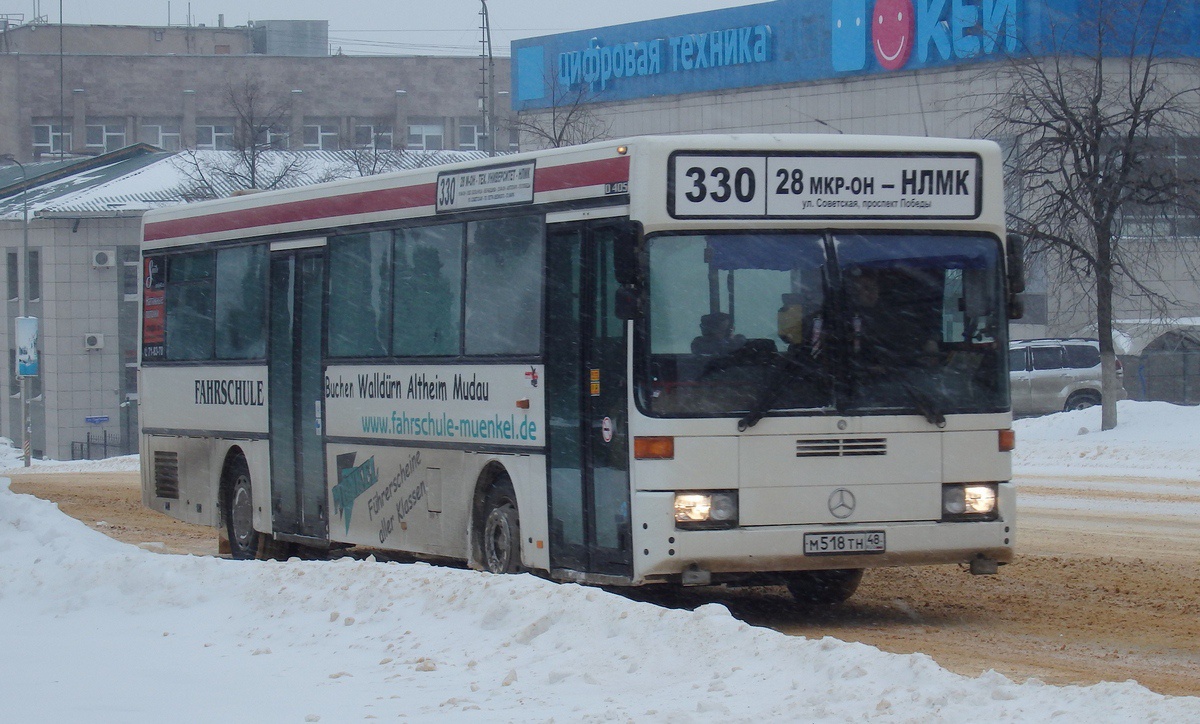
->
[511,0,1200,400]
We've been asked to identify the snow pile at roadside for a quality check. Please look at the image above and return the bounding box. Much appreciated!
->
[0,437,139,474]
[1013,400,1200,479]
[2,477,1198,721]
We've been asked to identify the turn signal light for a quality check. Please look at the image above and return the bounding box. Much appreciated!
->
[634,436,674,460]
[999,429,1016,452]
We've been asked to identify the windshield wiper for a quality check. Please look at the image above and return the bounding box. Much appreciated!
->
[737,351,823,431]
[898,378,947,428]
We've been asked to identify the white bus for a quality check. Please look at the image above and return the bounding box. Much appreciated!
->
[140,134,1020,604]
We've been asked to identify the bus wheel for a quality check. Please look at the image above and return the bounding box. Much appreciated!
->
[225,457,259,560]
[481,477,521,574]
[786,569,863,607]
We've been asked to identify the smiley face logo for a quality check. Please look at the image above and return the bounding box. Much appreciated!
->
[871,0,914,71]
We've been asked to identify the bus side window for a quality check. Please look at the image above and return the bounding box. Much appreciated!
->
[215,245,268,359]
[164,251,215,361]
[464,215,543,355]
[328,231,393,357]
[392,224,463,357]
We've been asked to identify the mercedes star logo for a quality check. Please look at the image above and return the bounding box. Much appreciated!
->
[828,488,856,519]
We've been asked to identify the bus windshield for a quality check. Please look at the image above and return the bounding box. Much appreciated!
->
[640,232,1008,421]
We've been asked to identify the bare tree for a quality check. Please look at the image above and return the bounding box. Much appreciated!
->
[338,127,408,178]
[978,0,1200,429]
[176,77,313,198]
[507,76,611,149]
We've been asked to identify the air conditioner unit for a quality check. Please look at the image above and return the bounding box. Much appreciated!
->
[91,250,115,268]
[84,333,105,350]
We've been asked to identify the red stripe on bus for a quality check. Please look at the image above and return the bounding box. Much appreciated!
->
[144,183,438,241]
[534,155,629,192]
[144,156,631,242]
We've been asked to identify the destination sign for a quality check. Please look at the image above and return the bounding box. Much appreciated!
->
[436,161,536,213]
[669,152,981,220]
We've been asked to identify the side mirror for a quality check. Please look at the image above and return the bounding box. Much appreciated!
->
[1006,233,1026,320]
[615,285,641,320]
[1008,295,1024,320]
[1006,233,1026,294]
[612,220,643,287]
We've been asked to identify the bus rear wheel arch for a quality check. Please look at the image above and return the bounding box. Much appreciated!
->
[473,467,522,574]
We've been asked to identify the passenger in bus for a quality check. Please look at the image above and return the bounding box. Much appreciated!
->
[848,268,939,375]
[778,293,824,358]
[691,312,747,355]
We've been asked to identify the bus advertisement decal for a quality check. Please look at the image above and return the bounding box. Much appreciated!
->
[325,364,546,448]
[330,448,428,546]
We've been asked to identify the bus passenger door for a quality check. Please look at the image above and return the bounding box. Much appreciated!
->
[545,222,633,579]
[268,248,328,541]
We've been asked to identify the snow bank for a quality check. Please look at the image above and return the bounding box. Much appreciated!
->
[2,475,1198,721]
[1,404,1198,719]
[1014,400,1200,479]
[0,438,138,475]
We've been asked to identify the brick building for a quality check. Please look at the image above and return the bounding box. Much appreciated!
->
[0,20,514,162]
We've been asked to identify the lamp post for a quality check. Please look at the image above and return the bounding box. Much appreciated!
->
[480,0,496,156]
[1,154,31,466]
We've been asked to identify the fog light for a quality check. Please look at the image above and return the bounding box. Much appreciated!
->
[674,491,738,529]
[942,484,998,520]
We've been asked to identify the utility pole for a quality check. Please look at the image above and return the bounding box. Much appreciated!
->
[479,1,496,156]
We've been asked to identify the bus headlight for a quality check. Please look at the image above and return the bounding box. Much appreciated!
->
[942,484,998,521]
[674,491,739,529]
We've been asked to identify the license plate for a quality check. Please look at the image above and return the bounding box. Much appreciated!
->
[804,531,886,555]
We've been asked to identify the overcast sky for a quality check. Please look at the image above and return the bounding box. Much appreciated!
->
[27,0,764,55]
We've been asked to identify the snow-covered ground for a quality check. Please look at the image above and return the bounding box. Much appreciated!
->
[1,403,1198,722]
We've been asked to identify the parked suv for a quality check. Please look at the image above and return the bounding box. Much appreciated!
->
[1009,338,1125,416]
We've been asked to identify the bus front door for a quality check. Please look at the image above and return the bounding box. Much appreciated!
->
[545,222,633,579]
[268,249,328,542]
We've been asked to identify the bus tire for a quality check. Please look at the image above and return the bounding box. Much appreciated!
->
[481,476,521,574]
[786,569,863,607]
[225,456,259,560]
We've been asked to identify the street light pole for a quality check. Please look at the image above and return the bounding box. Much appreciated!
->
[480,0,496,156]
[1,155,31,466]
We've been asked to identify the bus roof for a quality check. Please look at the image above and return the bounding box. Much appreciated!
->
[142,134,1004,249]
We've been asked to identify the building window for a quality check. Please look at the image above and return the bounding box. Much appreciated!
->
[85,121,127,154]
[407,123,444,151]
[31,122,71,158]
[266,126,290,150]
[123,261,141,301]
[457,121,483,151]
[353,123,393,151]
[140,120,182,151]
[26,250,39,302]
[303,122,340,150]
[196,121,235,150]
[508,128,520,152]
